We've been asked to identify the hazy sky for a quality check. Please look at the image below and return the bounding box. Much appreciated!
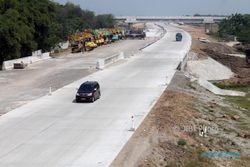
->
[54,0,250,16]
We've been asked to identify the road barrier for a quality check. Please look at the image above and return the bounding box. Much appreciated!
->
[96,52,124,70]
[2,50,51,70]
[177,52,196,71]
[177,52,189,71]
[177,31,192,71]
[58,41,69,50]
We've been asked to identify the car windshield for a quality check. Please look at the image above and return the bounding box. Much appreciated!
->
[79,84,94,92]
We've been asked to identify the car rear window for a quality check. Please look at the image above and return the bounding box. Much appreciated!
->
[79,84,94,92]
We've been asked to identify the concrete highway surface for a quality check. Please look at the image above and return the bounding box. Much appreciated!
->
[0,29,159,115]
[0,24,191,167]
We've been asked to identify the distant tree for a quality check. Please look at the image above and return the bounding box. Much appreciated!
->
[0,8,35,62]
[218,13,250,44]
[0,0,18,14]
[0,0,58,59]
[94,14,115,28]
[0,0,115,66]
[237,14,250,43]
[55,2,95,39]
[194,13,201,17]
[219,14,243,36]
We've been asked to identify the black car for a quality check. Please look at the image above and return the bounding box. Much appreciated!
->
[75,81,101,103]
[176,33,182,42]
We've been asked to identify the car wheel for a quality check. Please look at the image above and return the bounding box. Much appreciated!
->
[98,91,101,99]
[91,97,95,103]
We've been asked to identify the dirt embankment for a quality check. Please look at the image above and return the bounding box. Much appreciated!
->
[181,25,250,84]
[112,71,250,167]
[112,88,198,167]
[203,47,250,84]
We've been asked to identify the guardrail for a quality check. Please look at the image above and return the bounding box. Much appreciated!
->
[96,52,124,70]
[2,51,51,70]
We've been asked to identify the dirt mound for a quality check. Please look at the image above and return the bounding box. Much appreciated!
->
[205,42,236,54]
[202,48,250,84]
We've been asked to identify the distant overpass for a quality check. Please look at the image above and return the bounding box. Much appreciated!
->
[115,16,227,24]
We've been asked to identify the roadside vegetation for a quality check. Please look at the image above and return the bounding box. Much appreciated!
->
[0,0,115,66]
[218,14,250,44]
[213,82,248,90]
[214,82,250,111]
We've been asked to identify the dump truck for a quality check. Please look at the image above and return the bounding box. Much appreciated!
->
[125,29,146,39]
[125,23,146,39]
[176,33,182,41]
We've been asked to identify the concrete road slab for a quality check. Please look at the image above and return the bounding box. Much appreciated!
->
[0,25,191,167]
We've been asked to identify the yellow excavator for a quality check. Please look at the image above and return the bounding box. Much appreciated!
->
[82,32,97,50]
[69,32,97,53]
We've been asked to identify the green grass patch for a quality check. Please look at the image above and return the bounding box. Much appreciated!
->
[226,94,250,113]
[214,82,248,90]
[177,139,187,146]
[165,162,178,167]
[221,106,239,117]
[236,121,250,131]
[214,82,250,113]
[184,161,209,167]
[188,83,196,90]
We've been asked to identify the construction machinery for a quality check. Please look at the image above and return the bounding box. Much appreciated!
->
[68,27,124,53]
[82,31,98,50]
[107,28,124,42]
[69,31,97,53]
[68,32,83,53]
[92,30,105,46]
[124,23,146,39]
[125,29,146,39]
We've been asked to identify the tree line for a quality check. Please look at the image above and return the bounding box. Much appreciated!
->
[0,0,115,65]
[218,13,250,44]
